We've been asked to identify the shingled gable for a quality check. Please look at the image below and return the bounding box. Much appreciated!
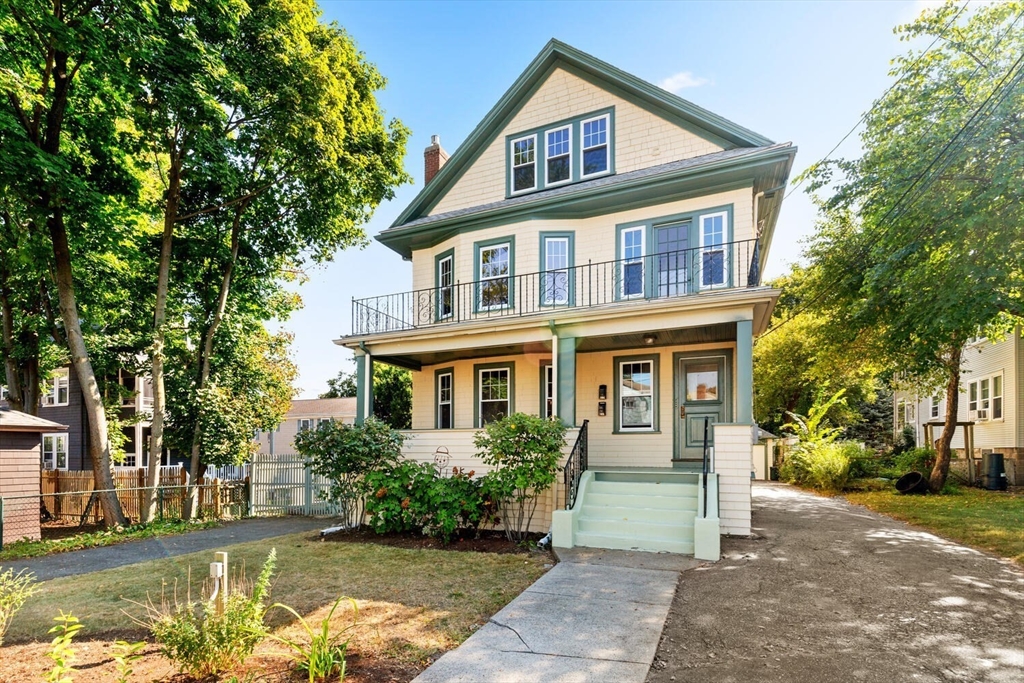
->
[386,39,774,236]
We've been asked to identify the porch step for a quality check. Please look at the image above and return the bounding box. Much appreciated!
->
[577,515,694,539]
[574,530,695,555]
[587,480,698,497]
[584,492,695,510]
[581,504,698,525]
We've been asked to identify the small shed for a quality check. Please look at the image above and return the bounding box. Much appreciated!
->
[752,428,779,481]
[0,407,68,545]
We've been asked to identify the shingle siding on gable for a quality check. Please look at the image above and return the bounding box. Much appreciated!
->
[429,67,724,216]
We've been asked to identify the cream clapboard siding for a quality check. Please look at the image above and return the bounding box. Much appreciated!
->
[430,67,724,217]
[411,186,754,292]
[713,424,755,535]
[1017,330,1024,448]
[398,427,580,533]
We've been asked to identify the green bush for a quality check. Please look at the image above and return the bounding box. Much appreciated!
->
[364,461,493,543]
[299,418,407,526]
[476,413,567,542]
[894,447,935,475]
[0,567,37,646]
[147,550,276,677]
[781,441,862,492]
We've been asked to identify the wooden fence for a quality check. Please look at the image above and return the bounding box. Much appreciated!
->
[39,468,248,524]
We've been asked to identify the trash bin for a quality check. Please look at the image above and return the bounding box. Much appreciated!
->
[895,471,929,494]
[982,453,1008,491]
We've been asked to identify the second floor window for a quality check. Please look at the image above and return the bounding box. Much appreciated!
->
[511,136,536,193]
[438,254,454,319]
[701,212,727,288]
[42,369,70,407]
[621,227,645,298]
[930,395,941,419]
[479,243,511,310]
[542,236,569,305]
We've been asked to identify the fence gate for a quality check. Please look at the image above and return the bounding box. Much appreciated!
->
[250,453,339,517]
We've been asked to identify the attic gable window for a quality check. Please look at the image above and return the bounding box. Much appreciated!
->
[511,135,536,193]
[546,127,571,185]
[581,114,610,177]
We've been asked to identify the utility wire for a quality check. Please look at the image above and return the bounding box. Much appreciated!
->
[759,9,1024,342]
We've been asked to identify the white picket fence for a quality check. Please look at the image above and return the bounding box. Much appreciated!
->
[250,453,339,517]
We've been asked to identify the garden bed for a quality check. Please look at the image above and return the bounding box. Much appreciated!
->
[322,527,546,554]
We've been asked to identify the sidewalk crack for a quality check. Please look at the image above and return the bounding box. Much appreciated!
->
[489,618,534,653]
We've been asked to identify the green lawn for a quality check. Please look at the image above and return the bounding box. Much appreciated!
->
[845,486,1024,564]
[6,532,549,652]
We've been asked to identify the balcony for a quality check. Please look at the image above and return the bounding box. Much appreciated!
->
[352,238,760,336]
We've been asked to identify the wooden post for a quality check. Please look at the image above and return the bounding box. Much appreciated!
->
[213,478,222,519]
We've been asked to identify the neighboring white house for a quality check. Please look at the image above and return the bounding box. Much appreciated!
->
[337,40,796,559]
[253,397,357,455]
[895,328,1023,481]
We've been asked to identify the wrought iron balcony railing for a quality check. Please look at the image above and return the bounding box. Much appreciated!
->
[352,238,760,336]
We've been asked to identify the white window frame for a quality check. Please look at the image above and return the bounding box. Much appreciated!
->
[992,373,1003,420]
[437,370,453,429]
[298,418,315,432]
[478,242,511,311]
[618,359,655,431]
[42,368,70,407]
[542,236,570,306]
[0,384,8,401]
[317,418,333,429]
[930,395,941,419]
[699,211,729,289]
[545,126,572,187]
[580,113,610,179]
[437,253,454,320]
[478,367,511,427]
[620,226,645,299]
[544,364,554,419]
[42,433,69,470]
[896,400,907,430]
[510,134,537,194]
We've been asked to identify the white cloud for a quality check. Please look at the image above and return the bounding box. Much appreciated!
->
[657,71,711,93]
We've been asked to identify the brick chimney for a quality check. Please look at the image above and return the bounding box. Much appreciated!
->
[423,134,449,185]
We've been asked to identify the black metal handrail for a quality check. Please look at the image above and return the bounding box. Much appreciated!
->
[352,238,759,335]
[564,420,589,510]
[701,417,710,519]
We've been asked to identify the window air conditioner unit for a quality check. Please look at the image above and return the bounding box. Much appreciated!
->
[976,409,988,421]
[967,410,977,421]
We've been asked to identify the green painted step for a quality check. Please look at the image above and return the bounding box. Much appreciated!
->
[584,492,696,510]
[577,516,694,538]
[587,480,699,497]
[580,504,698,524]
[592,470,700,484]
[574,530,695,555]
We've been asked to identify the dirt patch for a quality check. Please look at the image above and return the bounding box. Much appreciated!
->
[321,527,545,554]
[647,483,1024,683]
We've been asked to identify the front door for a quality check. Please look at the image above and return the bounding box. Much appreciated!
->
[676,354,729,461]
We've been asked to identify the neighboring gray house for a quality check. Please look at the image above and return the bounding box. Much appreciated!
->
[253,397,357,455]
[0,407,67,543]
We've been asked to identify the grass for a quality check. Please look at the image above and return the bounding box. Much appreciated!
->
[845,484,1024,564]
[4,531,549,660]
[0,519,220,562]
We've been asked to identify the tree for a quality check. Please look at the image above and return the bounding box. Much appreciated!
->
[321,369,358,398]
[754,265,882,435]
[802,1,1024,491]
[371,364,412,430]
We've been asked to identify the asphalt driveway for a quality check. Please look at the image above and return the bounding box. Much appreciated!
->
[648,483,1024,683]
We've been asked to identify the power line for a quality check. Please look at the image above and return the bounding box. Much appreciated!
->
[782,0,973,201]
[759,14,1024,342]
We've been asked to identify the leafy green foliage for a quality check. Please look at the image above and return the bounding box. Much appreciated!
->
[299,418,406,526]
[371,364,413,430]
[800,1,1024,491]
[475,413,567,542]
[45,612,83,683]
[111,639,146,683]
[781,389,847,444]
[267,595,357,682]
[780,441,864,493]
[364,463,494,543]
[0,567,37,645]
[321,369,358,398]
[147,550,276,677]
[892,448,936,478]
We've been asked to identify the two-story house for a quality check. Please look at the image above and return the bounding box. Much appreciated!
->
[253,397,357,455]
[338,40,795,560]
[895,328,1023,483]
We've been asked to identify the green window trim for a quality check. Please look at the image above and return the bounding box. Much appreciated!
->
[473,235,516,313]
[538,231,575,308]
[434,366,455,429]
[612,353,660,434]
[473,361,516,428]
[504,106,616,198]
[613,204,734,301]
[434,248,455,322]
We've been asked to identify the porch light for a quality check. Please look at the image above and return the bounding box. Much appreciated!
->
[643,333,657,345]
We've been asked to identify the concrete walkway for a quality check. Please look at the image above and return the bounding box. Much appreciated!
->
[414,547,699,683]
[2,517,329,581]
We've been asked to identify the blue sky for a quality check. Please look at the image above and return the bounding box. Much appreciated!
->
[285,0,936,397]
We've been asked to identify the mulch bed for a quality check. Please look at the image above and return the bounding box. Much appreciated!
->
[321,527,546,554]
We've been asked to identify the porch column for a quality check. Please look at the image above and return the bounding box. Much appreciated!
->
[355,351,374,425]
[557,335,577,426]
[736,319,753,424]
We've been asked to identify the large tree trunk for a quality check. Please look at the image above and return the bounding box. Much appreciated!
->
[183,206,244,519]
[143,150,182,522]
[49,207,127,526]
[929,347,963,493]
